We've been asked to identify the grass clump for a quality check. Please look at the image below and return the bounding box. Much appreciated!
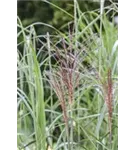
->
[17,1,118,150]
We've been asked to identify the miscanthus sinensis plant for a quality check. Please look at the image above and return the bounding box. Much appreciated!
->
[17,0,118,150]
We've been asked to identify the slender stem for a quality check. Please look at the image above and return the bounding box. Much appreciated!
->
[47,32,53,147]
[70,103,74,150]
[66,119,70,150]
[77,92,80,143]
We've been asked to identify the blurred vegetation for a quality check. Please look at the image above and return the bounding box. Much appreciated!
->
[17,0,101,33]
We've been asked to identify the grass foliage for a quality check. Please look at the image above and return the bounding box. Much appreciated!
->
[17,1,118,150]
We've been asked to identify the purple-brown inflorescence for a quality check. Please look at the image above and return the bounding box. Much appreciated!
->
[49,38,80,128]
[95,68,113,142]
[104,68,113,143]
